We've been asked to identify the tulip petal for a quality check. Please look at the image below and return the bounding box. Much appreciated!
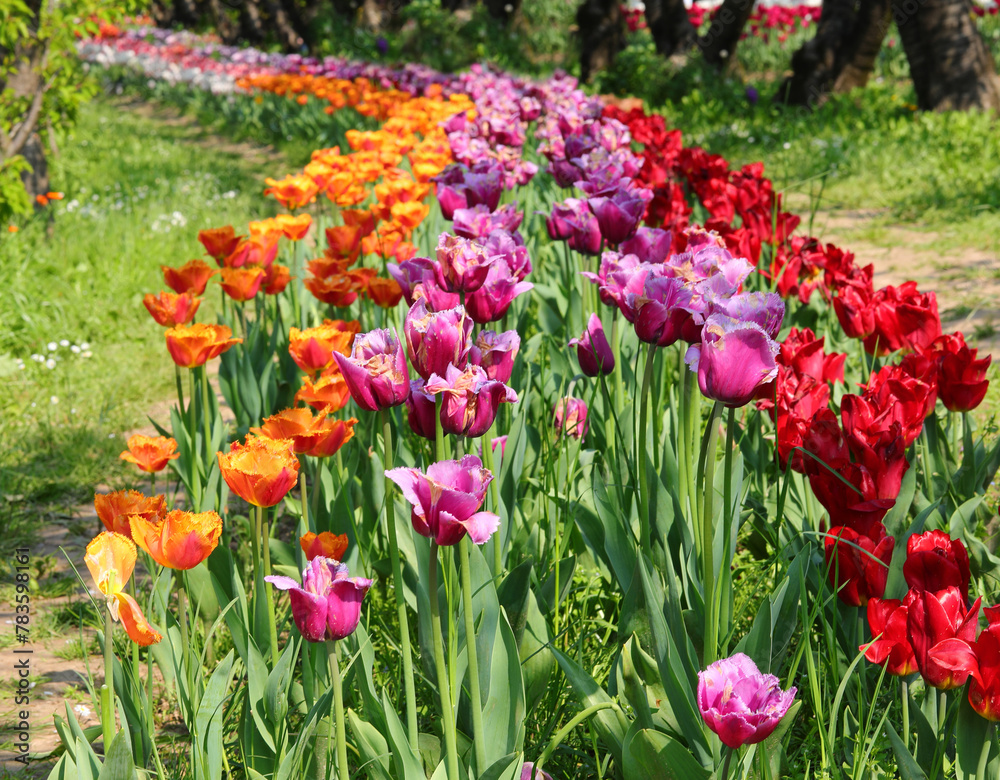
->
[115,592,162,646]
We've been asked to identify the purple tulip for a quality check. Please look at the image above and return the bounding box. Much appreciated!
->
[710,292,785,339]
[626,273,697,347]
[266,557,372,643]
[569,313,615,377]
[484,230,532,280]
[425,363,518,437]
[548,159,584,189]
[685,314,780,408]
[697,652,797,749]
[466,258,534,324]
[566,207,603,256]
[583,251,642,308]
[546,199,579,241]
[434,164,470,220]
[453,203,524,240]
[463,162,504,211]
[385,455,500,546]
[333,329,410,412]
[553,397,589,440]
[435,234,498,294]
[620,227,672,264]
[520,763,553,780]
[588,188,651,246]
[405,378,437,441]
[388,257,460,310]
[403,299,473,380]
[470,329,520,383]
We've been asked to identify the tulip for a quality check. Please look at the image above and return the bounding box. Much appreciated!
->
[903,530,971,600]
[453,204,524,241]
[94,490,166,539]
[466,258,534,324]
[864,282,942,356]
[403,299,473,380]
[143,291,201,327]
[129,510,223,570]
[862,594,918,677]
[332,329,411,412]
[469,329,520,383]
[162,259,217,296]
[85,532,162,645]
[300,531,348,562]
[325,224,362,263]
[198,225,243,263]
[620,226,672,263]
[386,455,500,546]
[305,273,359,307]
[288,320,361,374]
[272,213,312,241]
[367,277,404,308]
[296,368,351,414]
[266,557,372,642]
[387,257,460,310]
[565,205,603,256]
[570,313,615,377]
[251,408,357,458]
[225,234,279,269]
[425,363,518,438]
[588,187,650,246]
[263,264,292,295]
[520,764,553,780]
[119,435,180,474]
[217,436,300,508]
[711,292,785,339]
[907,587,980,690]
[435,234,497,293]
[686,315,780,408]
[930,333,991,412]
[165,323,241,369]
[697,652,797,749]
[405,379,437,440]
[553,397,589,440]
[824,524,894,607]
[623,271,696,347]
[968,607,1000,720]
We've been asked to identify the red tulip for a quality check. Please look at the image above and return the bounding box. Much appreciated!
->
[969,606,1000,721]
[903,530,970,600]
[929,333,991,412]
[862,594,918,677]
[824,524,894,607]
[907,587,980,690]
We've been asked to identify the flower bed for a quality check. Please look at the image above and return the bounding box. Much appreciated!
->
[52,25,1000,780]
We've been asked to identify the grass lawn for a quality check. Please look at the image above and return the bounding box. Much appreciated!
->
[0,96,281,546]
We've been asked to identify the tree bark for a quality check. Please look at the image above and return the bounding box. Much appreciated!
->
[773,0,858,106]
[833,0,892,91]
[20,132,49,208]
[893,0,1000,111]
[700,0,758,69]
[576,0,625,83]
[644,0,697,57]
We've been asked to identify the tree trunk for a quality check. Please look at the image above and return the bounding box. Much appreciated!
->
[236,0,267,43]
[576,0,625,83]
[208,0,239,44]
[644,0,697,57]
[773,0,857,106]
[833,0,892,91]
[700,0,758,69]
[20,132,48,208]
[893,0,1000,111]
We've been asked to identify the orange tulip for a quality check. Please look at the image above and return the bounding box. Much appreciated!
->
[217,436,300,508]
[300,531,348,562]
[305,273,359,307]
[264,263,293,295]
[162,259,218,296]
[296,368,351,413]
[129,509,223,570]
[198,226,244,263]
[273,213,313,241]
[36,194,49,206]
[309,256,353,278]
[46,191,64,201]
[395,242,418,262]
[391,200,430,232]
[307,417,357,458]
[324,225,362,262]
[219,267,266,302]
[165,323,242,368]
[119,435,180,473]
[367,277,404,308]
[94,490,166,539]
[251,408,324,454]
[341,209,376,237]
[225,234,279,269]
[264,174,320,211]
[288,319,360,374]
[7,225,18,233]
[85,532,162,645]
[143,290,201,326]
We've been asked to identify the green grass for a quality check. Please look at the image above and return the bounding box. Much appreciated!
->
[0,96,282,544]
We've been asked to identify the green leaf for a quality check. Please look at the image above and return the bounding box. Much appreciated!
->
[621,725,711,780]
[884,722,928,780]
[97,731,135,780]
[478,752,522,780]
[955,693,994,780]
[194,650,235,780]
[551,647,628,765]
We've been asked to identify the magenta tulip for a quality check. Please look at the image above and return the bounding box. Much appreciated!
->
[620,227,672,264]
[466,258,534,324]
[553,397,589,440]
[405,379,437,441]
[453,203,523,240]
[388,257,460,310]
[403,299,473,380]
[332,328,410,412]
[625,272,696,347]
[569,313,615,377]
[686,314,780,407]
[697,652,797,749]
[425,363,518,437]
[520,763,553,780]
[266,557,372,642]
[711,292,785,339]
[588,187,651,246]
[470,329,520,383]
[435,234,498,294]
[385,455,500,546]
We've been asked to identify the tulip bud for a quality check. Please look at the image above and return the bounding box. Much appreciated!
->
[569,313,615,377]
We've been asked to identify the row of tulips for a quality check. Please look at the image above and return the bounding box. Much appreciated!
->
[60,27,1000,780]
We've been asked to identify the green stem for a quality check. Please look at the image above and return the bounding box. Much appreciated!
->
[678,355,690,519]
[327,641,349,780]
[381,409,418,748]
[261,505,280,666]
[101,607,115,752]
[719,747,735,780]
[201,366,213,488]
[901,678,910,754]
[535,702,617,777]
[174,364,185,417]
[716,407,736,656]
[976,723,993,780]
[459,537,487,773]
[637,344,657,550]
[701,402,724,665]
[429,543,460,780]
[481,429,502,576]
[300,471,310,534]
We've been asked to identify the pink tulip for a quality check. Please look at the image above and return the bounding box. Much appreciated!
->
[387,257,460,310]
[403,299,473,380]
[406,378,437,441]
[332,328,410,412]
[435,234,498,294]
[553,397,588,440]
[425,363,518,437]
[569,313,615,377]
[386,455,499,546]
[470,329,521,383]
[466,258,534,324]
[266,557,372,642]
[686,314,780,407]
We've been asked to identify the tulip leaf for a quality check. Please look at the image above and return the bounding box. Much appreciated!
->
[884,722,928,780]
[520,591,555,713]
[194,650,235,780]
[955,693,995,779]
[537,554,576,614]
[591,470,638,592]
[478,753,522,780]
[263,638,297,725]
[381,690,423,779]
[882,459,916,538]
[950,494,986,540]
[621,724,711,780]
[97,731,135,780]
[245,641,278,752]
[497,559,533,645]
[275,688,333,780]
[348,710,392,780]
